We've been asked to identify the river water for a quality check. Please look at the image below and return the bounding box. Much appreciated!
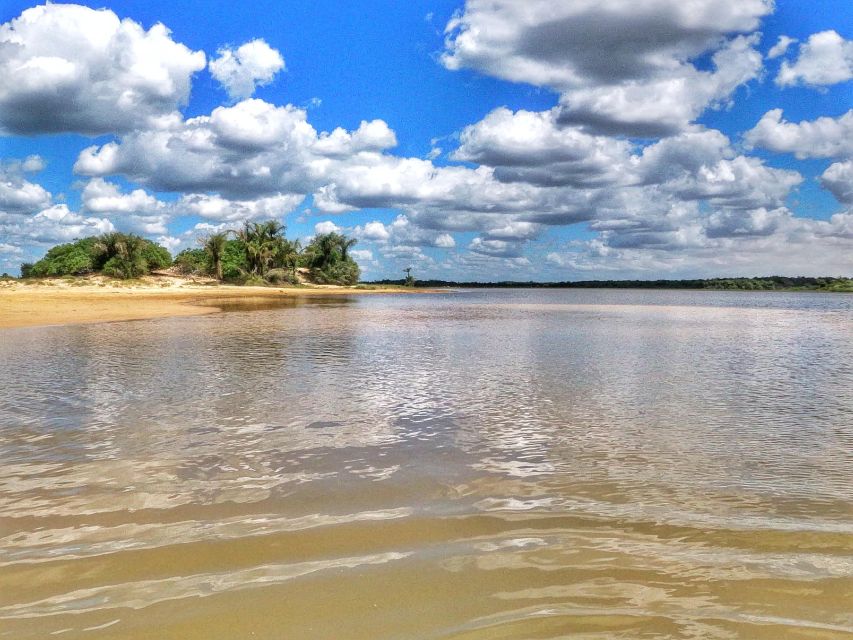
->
[1,289,851,639]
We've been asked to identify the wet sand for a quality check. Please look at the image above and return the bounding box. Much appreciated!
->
[0,280,419,329]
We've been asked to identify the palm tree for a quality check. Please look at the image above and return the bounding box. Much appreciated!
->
[338,236,357,261]
[312,233,341,269]
[202,232,228,280]
[237,221,288,276]
[95,232,148,279]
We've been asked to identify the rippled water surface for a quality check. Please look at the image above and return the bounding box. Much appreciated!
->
[1,289,851,639]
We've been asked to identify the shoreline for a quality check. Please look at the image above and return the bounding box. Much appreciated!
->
[0,281,428,330]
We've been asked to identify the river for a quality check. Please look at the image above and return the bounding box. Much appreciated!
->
[1,289,851,638]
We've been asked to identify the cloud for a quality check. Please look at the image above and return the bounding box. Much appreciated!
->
[177,192,303,222]
[745,109,853,159]
[314,220,341,234]
[821,161,853,205]
[0,161,52,214]
[79,178,172,234]
[776,30,853,87]
[349,248,374,262]
[74,99,395,198]
[767,35,797,59]
[209,39,285,99]
[434,233,456,248]
[81,178,164,214]
[553,212,853,278]
[1,204,114,248]
[468,237,525,258]
[556,35,764,137]
[453,107,634,187]
[441,0,771,135]
[354,215,459,250]
[0,4,205,135]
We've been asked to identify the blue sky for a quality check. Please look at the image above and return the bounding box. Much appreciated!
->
[0,0,851,279]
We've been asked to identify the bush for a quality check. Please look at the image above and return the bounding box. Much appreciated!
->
[141,242,172,270]
[264,268,297,285]
[102,254,147,279]
[29,241,95,277]
[221,239,249,280]
[26,233,172,280]
[174,248,210,275]
[312,260,360,285]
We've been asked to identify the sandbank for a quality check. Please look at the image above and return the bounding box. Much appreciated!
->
[0,276,421,329]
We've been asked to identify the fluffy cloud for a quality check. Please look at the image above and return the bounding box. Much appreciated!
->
[821,161,853,205]
[745,109,853,159]
[0,4,205,135]
[177,192,303,222]
[209,39,285,99]
[314,220,341,234]
[776,31,853,87]
[81,178,164,215]
[453,107,634,187]
[1,204,114,253]
[0,161,52,214]
[80,178,171,234]
[74,99,396,198]
[555,35,764,137]
[442,0,770,135]
[353,215,459,250]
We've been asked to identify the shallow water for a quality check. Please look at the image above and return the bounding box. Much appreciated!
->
[1,289,851,639]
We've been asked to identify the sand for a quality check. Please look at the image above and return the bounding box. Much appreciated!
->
[0,276,418,329]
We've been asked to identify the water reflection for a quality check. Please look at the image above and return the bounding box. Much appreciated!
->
[0,289,851,638]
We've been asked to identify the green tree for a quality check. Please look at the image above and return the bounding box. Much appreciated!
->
[97,234,149,279]
[173,248,209,275]
[304,232,361,285]
[201,232,229,280]
[237,220,288,276]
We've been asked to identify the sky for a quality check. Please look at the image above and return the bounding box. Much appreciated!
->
[0,0,851,280]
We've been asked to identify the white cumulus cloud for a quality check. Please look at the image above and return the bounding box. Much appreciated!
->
[209,39,285,99]
[0,4,205,135]
[776,31,853,87]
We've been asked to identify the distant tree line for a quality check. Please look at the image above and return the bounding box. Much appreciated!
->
[20,221,361,286]
[366,276,853,292]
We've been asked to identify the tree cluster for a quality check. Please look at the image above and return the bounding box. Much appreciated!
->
[21,233,171,279]
[174,221,361,285]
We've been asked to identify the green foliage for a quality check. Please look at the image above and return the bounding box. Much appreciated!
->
[303,232,361,285]
[201,232,229,280]
[94,233,170,279]
[310,256,360,285]
[221,239,249,280]
[141,242,172,271]
[20,263,34,278]
[101,254,146,279]
[403,267,415,287]
[27,233,172,279]
[264,268,298,285]
[173,248,210,275]
[28,239,96,277]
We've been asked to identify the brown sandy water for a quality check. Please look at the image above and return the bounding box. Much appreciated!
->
[0,289,851,639]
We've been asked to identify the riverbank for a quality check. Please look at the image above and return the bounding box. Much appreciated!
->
[0,276,422,329]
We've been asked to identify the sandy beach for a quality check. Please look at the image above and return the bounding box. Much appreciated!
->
[0,276,419,329]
